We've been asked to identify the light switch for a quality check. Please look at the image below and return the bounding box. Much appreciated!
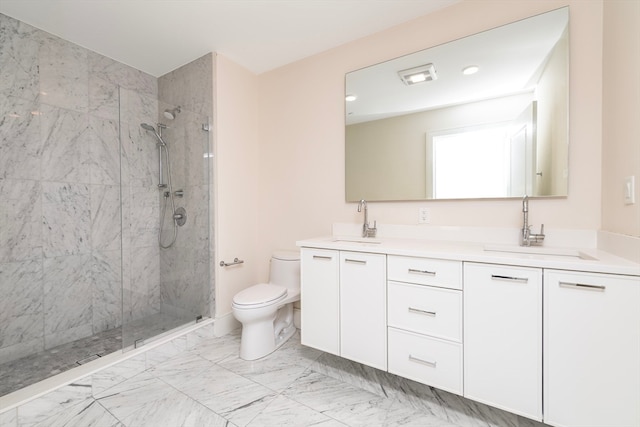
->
[624,176,635,205]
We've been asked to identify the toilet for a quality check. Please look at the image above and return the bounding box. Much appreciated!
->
[232,251,300,360]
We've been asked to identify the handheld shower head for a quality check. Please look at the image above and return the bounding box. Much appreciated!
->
[140,123,167,146]
[163,106,181,120]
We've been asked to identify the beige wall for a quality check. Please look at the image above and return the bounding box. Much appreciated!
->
[215,0,633,316]
[601,0,640,237]
[255,1,602,262]
[213,54,262,316]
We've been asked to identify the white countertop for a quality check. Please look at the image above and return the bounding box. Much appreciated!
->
[296,235,640,277]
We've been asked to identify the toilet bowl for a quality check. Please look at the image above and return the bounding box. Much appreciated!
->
[232,251,300,360]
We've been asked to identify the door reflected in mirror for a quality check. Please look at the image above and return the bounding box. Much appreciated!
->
[345,7,569,202]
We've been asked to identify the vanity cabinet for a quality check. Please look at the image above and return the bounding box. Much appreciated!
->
[300,248,386,369]
[299,236,639,426]
[387,256,463,395]
[340,252,387,370]
[463,263,543,421]
[544,270,640,427]
[300,248,340,355]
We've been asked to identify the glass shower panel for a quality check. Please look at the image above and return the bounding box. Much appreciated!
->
[121,104,210,349]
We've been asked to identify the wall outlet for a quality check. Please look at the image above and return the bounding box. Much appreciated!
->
[624,176,636,205]
[418,207,431,224]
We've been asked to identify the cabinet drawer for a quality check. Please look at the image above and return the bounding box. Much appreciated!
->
[388,281,462,342]
[388,256,462,290]
[388,327,462,395]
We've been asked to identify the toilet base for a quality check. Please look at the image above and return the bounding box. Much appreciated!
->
[237,303,297,361]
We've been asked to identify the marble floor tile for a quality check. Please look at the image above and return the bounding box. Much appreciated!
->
[148,350,214,383]
[17,378,92,426]
[152,360,277,427]
[96,371,227,427]
[5,326,547,427]
[188,328,243,364]
[91,354,147,396]
[246,394,346,427]
[30,399,122,427]
[383,400,465,427]
[282,370,397,427]
[218,332,323,392]
[0,408,17,427]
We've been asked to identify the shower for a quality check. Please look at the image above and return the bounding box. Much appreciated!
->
[141,123,186,249]
[163,106,181,120]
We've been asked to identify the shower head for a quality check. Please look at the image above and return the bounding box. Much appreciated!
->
[163,106,181,120]
[140,123,167,146]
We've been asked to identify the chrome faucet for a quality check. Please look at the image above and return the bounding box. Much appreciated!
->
[520,195,545,246]
[357,199,377,238]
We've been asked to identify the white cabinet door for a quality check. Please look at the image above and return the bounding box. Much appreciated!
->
[544,270,640,427]
[463,263,542,421]
[300,248,340,355]
[340,251,387,370]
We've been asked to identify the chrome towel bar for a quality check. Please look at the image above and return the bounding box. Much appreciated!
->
[220,258,244,267]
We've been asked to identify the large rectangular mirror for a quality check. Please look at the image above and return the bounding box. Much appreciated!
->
[345,7,569,202]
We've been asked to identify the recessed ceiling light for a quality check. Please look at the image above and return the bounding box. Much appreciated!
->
[345,94,357,102]
[462,65,479,75]
[398,64,437,86]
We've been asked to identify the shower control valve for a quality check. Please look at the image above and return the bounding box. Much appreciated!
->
[174,189,184,197]
[174,207,187,226]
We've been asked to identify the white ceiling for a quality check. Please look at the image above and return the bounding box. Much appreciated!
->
[0,0,459,77]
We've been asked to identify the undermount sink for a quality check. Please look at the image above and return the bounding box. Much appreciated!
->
[483,244,598,261]
[331,237,382,245]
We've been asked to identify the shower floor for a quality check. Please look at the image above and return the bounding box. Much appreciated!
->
[0,328,122,397]
[0,312,191,397]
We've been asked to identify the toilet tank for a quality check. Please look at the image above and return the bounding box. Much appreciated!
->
[269,251,300,291]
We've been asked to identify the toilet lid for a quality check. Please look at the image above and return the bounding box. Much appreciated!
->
[272,250,300,261]
[233,283,287,307]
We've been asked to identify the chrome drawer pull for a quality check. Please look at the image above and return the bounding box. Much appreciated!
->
[559,281,606,291]
[408,307,436,317]
[408,355,437,368]
[312,255,332,260]
[408,268,436,276]
[491,275,528,283]
[344,258,367,265]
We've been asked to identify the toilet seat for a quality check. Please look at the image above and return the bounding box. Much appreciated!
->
[233,283,287,308]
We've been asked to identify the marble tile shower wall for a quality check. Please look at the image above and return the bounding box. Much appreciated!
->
[0,13,161,363]
[157,54,213,321]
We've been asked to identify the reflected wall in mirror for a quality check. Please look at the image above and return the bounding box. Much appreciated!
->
[345,7,569,202]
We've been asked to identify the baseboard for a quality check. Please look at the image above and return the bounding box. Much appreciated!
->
[213,312,241,337]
